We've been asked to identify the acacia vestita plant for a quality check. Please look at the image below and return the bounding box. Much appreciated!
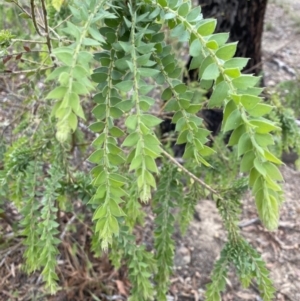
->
[0,0,284,300]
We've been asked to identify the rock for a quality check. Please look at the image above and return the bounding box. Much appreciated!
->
[174,246,191,267]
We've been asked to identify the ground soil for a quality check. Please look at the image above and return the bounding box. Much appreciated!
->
[172,165,300,301]
[262,0,300,86]
[1,1,300,301]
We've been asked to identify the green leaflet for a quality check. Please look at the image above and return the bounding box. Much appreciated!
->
[215,42,237,60]
[202,63,220,80]
[238,133,252,157]
[255,133,274,147]
[248,104,273,117]
[224,58,249,69]
[53,47,74,66]
[115,80,134,92]
[189,38,202,57]
[46,86,67,99]
[199,56,214,78]
[228,125,246,146]
[264,162,283,181]
[208,32,229,46]
[232,75,261,89]
[189,53,205,70]
[224,67,240,78]
[240,150,255,172]
[186,6,202,22]
[250,119,280,134]
[223,109,242,132]
[241,94,261,110]
[178,2,190,16]
[197,19,217,36]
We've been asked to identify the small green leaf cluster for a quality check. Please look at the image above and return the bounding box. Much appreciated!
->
[153,165,182,300]
[1,138,62,292]
[111,227,157,301]
[46,0,113,142]
[217,178,248,243]
[277,78,300,117]
[47,1,71,27]
[201,135,240,186]
[124,178,146,229]
[59,171,95,205]
[205,240,275,301]
[177,179,200,234]
[0,118,75,292]
[0,29,15,49]
[1,138,36,207]
[23,163,63,293]
[268,89,300,166]
[206,178,275,301]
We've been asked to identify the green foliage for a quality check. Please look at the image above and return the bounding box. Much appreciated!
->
[268,80,300,166]
[22,163,63,293]
[0,0,290,300]
[0,29,15,49]
[178,179,200,234]
[277,78,300,117]
[0,115,66,292]
[120,230,157,301]
[206,240,275,301]
[206,178,275,301]
[153,165,181,300]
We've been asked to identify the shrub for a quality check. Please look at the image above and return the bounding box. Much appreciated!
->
[0,0,285,300]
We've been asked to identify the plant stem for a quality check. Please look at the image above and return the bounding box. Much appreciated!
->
[161,148,222,199]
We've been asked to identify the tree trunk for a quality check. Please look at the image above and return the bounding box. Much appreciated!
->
[197,0,268,76]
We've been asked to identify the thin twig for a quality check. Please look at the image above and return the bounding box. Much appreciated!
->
[0,100,27,109]
[2,66,53,74]
[74,153,92,171]
[30,0,42,36]
[40,0,55,64]
[15,57,48,66]
[11,0,33,20]
[0,50,48,59]
[10,1,62,41]
[11,39,47,44]
[60,215,77,240]
[0,241,23,268]
[238,218,260,228]
[98,293,125,301]
[161,148,222,198]
[48,26,65,41]
[53,14,72,30]
[12,1,44,31]
[0,88,26,101]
